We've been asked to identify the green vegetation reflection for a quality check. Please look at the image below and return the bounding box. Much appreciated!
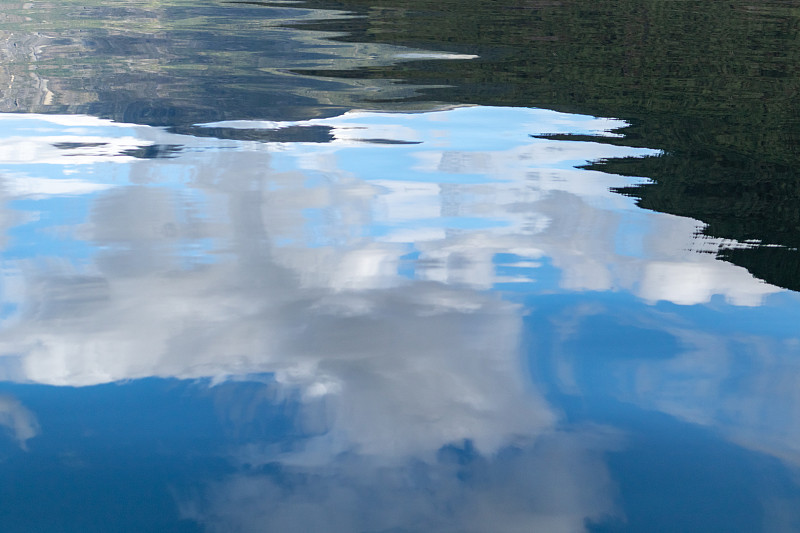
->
[288,0,800,292]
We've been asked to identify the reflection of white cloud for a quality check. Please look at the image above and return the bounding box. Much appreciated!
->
[393,52,479,60]
[0,394,39,450]
[638,261,778,306]
[0,107,791,468]
[0,106,792,532]
[531,195,782,303]
[202,106,632,149]
[0,107,786,391]
[2,271,552,457]
[0,136,145,165]
[0,115,155,165]
[1,175,113,197]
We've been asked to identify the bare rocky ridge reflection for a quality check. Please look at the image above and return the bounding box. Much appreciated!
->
[0,0,463,127]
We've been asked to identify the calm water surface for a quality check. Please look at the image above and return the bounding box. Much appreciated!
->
[1,1,800,532]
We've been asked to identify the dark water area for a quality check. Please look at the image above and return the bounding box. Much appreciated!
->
[289,0,800,290]
[1,1,800,532]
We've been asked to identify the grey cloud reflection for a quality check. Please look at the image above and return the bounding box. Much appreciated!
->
[181,428,620,533]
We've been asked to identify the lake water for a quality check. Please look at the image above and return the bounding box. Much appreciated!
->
[1,1,800,532]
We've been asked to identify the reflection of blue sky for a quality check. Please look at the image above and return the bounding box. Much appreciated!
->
[6,196,95,262]
[219,106,652,179]
[524,289,800,532]
[524,288,800,464]
[0,109,799,531]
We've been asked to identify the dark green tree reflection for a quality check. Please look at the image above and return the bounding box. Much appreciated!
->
[289,0,800,291]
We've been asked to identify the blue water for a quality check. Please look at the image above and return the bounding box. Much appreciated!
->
[0,102,797,532]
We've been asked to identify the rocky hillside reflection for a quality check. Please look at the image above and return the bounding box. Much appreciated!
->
[0,0,455,126]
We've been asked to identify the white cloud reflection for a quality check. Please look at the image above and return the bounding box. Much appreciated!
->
[0,107,787,440]
[0,394,39,450]
[0,108,781,387]
[0,108,793,530]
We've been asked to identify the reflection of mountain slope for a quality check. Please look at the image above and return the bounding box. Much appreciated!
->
[600,154,800,291]
[288,0,800,292]
[6,0,799,290]
[292,0,800,164]
[0,0,446,127]
[0,32,55,112]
